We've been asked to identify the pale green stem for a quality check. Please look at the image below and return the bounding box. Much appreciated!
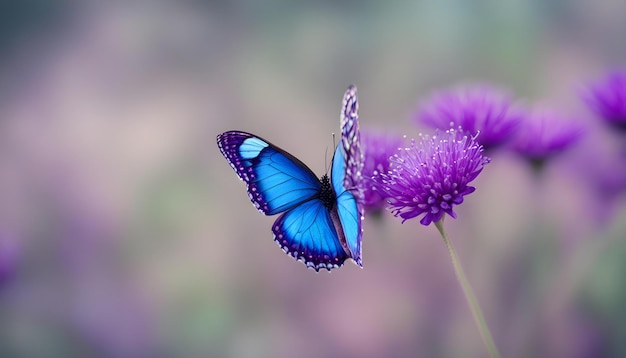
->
[434,219,501,358]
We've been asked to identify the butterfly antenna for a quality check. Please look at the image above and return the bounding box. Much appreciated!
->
[325,133,337,174]
[324,144,329,174]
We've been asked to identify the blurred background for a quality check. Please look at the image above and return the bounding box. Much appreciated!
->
[1,1,625,357]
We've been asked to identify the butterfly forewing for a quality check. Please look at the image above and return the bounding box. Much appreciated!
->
[217,131,321,215]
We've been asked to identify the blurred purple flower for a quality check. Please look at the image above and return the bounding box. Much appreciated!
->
[565,132,626,225]
[374,128,490,226]
[359,130,403,213]
[415,84,523,150]
[582,70,626,130]
[0,234,19,287]
[513,107,584,167]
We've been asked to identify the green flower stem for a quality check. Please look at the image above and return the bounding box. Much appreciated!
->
[434,219,501,358]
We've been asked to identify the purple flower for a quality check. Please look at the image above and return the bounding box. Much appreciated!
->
[415,84,523,150]
[582,70,626,130]
[513,106,583,166]
[359,130,403,213]
[565,132,626,224]
[374,128,490,226]
[0,233,19,288]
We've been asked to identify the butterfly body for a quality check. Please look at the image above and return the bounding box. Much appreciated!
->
[216,86,363,271]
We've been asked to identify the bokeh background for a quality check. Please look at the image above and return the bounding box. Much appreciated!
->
[1,1,626,357]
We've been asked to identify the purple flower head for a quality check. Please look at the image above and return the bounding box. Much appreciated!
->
[582,70,626,131]
[359,129,403,213]
[416,84,523,150]
[374,127,491,226]
[0,234,19,288]
[513,106,584,168]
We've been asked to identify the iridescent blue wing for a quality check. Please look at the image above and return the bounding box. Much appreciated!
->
[331,144,362,266]
[217,131,321,215]
[273,199,349,271]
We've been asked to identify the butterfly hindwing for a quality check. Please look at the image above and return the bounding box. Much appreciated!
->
[217,131,321,215]
[273,199,349,271]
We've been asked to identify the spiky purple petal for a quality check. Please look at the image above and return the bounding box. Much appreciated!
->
[374,128,490,226]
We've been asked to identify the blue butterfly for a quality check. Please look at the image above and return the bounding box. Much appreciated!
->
[216,85,363,271]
